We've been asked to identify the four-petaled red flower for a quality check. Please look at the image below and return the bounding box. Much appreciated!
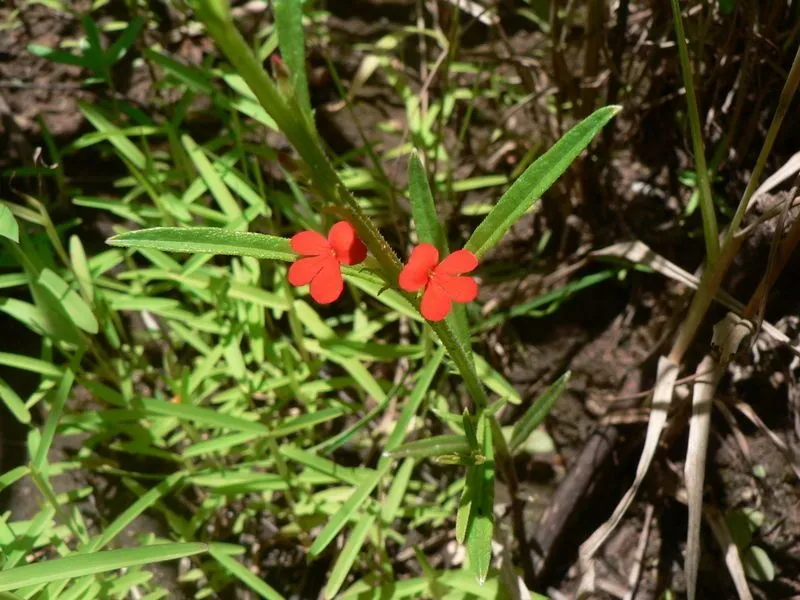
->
[398,243,478,321]
[288,221,367,304]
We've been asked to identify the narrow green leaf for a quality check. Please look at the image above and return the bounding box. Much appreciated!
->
[509,371,569,452]
[92,473,184,550]
[0,204,19,243]
[385,348,445,452]
[183,433,257,458]
[78,102,146,170]
[182,136,245,225]
[0,377,31,424]
[308,463,390,557]
[104,17,143,64]
[462,410,478,450]
[280,446,367,486]
[0,352,62,377]
[270,407,347,437]
[385,435,469,460]
[456,465,475,545]
[37,269,98,334]
[0,273,27,289]
[339,569,507,599]
[408,151,446,252]
[69,235,94,304]
[465,106,620,258]
[107,228,294,262]
[474,355,521,405]
[466,416,494,584]
[0,543,207,592]
[275,0,313,122]
[139,398,270,435]
[3,506,56,569]
[222,74,279,130]
[27,44,89,68]
[414,547,449,599]
[309,351,445,555]
[34,367,75,472]
[324,514,376,599]
[144,49,214,95]
[74,196,144,224]
[380,458,414,525]
[0,297,47,336]
[209,544,284,600]
[81,15,105,70]
[742,546,775,582]
[0,466,29,493]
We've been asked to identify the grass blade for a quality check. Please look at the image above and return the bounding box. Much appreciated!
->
[209,543,284,600]
[0,352,62,377]
[37,269,98,335]
[93,473,184,550]
[139,398,269,435]
[380,458,414,525]
[181,136,245,226]
[33,367,75,472]
[0,377,31,424]
[104,17,143,65]
[509,371,569,452]
[324,514,376,599]
[0,543,207,592]
[385,348,445,451]
[0,205,19,243]
[669,0,719,263]
[78,102,146,170]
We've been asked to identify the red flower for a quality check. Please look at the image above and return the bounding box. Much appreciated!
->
[399,243,478,321]
[288,221,367,304]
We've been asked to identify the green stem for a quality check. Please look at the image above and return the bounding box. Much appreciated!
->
[192,0,490,409]
[670,0,718,265]
[431,321,489,409]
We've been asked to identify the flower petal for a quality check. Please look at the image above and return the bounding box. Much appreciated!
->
[310,258,344,304]
[399,243,439,292]
[438,274,478,303]
[291,230,330,256]
[288,256,326,287]
[436,249,478,276]
[328,221,367,265]
[420,282,452,321]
